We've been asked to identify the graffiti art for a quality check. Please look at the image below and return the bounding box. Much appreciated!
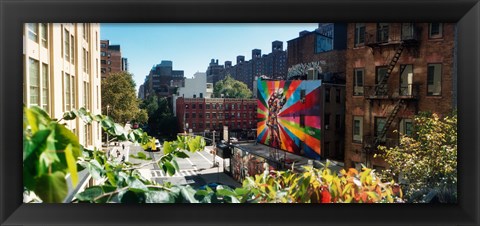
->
[257,80,322,159]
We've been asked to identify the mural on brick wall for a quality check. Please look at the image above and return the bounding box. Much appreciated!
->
[257,79,322,159]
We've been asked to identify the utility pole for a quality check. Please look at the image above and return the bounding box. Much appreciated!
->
[212,130,217,167]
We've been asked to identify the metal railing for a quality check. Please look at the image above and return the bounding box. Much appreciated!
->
[363,135,399,153]
[364,84,419,100]
[365,25,421,46]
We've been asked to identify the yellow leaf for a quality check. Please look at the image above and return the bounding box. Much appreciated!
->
[64,143,78,186]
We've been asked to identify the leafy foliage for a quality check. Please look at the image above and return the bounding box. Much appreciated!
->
[140,95,177,138]
[213,75,252,98]
[23,106,203,203]
[101,71,147,124]
[376,111,457,203]
[24,106,402,203]
[195,163,403,203]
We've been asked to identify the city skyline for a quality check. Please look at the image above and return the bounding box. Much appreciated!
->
[100,23,318,91]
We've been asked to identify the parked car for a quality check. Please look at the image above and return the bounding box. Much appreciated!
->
[154,139,162,151]
[229,137,238,143]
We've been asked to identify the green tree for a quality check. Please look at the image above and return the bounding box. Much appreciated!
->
[141,95,178,138]
[377,111,457,203]
[213,75,252,98]
[101,71,146,124]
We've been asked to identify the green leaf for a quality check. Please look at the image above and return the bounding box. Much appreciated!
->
[75,185,117,203]
[175,151,189,158]
[180,186,199,203]
[162,161,176,176]
[120,190,146,203]
[126,176,148,192]
[171,159,180,171]
[62,111,76,120]
[64,143,78,187]
[87,159,104,180]
[25,108,40,133]
[145,190,175,203]
[163,141,172,154]
[34,171,68,203]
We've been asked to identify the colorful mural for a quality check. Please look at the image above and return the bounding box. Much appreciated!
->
[257,80,322,159]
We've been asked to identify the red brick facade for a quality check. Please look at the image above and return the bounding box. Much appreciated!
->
[100,40,123,78]
[176,98,257,139]
[344,23,456,169]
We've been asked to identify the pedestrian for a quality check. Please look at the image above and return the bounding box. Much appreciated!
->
[116,149,120,157]
[122,144,125,150]
[121,155,125,162]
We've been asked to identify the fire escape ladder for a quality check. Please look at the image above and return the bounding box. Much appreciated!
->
[374,99,404,147]
[374,43,405,96]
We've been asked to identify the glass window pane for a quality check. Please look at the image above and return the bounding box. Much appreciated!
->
[29,58,39,106]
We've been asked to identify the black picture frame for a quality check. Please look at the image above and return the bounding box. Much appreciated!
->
[1,0,479,225]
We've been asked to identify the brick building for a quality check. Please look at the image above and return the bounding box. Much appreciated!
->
[344,23,457,169]
[176,97,257,140]
[100,40,127,78]
[285,23,347,161]
[207,41,287,92]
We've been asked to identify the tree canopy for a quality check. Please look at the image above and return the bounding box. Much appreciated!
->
[377,111,457,203]
[140,95,178,138]
[101,71,147,124]
[213,75,252,98]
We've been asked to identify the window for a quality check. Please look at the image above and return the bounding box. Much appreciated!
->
[325,87,330,103]
[400,65,413,96]
[101,60,106,64]
[399,118,413,137]
[199,104,203,109]
[354,23,365,47]
[64,29,70,59]
[70,35,75,64]
[192,113,196,118]
[40,23,48,48]
[213,113,217,119]
[353,116,363,142]
[374,117,387,142]
[100,43,106,48]
[429,23,443,39]
[199,113,203,118]
[206,104,210,109]
[324,113,330,128]
[101,52,106,57]
[353,68,364,96]
[29,58,40,106]
[315,34,333,53]
[335,114,341,129]
[401,23,415,40]
[41,63,49,112]
[27,23,38,43]
[83,82,90,109]
[206,113,210,119]
[83,48,87,72]
[64,73,71,110]
[376,67,388,95]
[185,113,189,118]
[336,88,341,103]
[85,124,91,146]
[427,64,442,95]
[377,23,389,43]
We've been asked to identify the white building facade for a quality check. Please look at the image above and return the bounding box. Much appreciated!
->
[23,23,102,149]
[173,72,213,116]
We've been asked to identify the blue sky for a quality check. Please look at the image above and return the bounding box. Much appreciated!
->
[100,23,318,91]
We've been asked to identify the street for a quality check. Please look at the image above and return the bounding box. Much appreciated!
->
[114,141,241,189]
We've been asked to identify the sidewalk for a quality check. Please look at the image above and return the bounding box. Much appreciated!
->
[105,141,131,163]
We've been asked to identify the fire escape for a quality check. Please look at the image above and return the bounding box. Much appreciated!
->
[363,24,421,157]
